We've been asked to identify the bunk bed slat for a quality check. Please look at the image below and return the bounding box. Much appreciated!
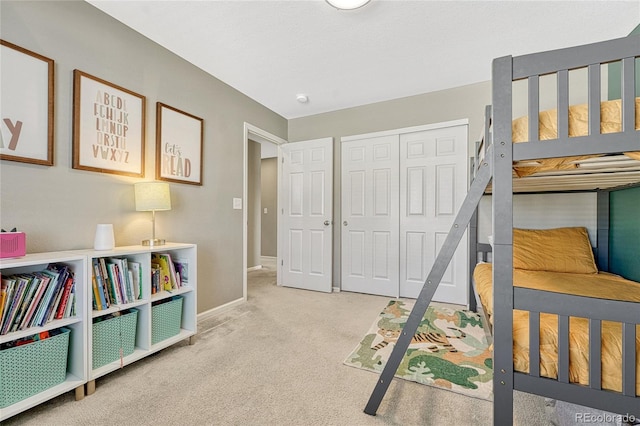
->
[528,75,540,142]
[558,315,570,383]
[588,64,601,138]
[622,322,637,397]
[557,69,569,140]
[588,318,602,390]
[622,57,635,133]
[529,311,541,377]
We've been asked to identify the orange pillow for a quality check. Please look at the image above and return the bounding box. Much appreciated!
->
[513,227,598,274]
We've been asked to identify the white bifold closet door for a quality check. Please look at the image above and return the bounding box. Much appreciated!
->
[341,123,468,305]
[399,125,468,305]
[341,135,400,296]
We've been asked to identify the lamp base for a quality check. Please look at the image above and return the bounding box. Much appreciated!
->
[142,238,166,246]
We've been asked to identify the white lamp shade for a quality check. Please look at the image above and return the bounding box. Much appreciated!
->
[326,0,371,10]
[135,182,172,211]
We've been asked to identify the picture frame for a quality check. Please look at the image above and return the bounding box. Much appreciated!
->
[0,40,54,166]
[156,102,203,185]
[72,69,145,177]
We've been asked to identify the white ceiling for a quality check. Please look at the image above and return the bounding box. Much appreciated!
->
[86,0,639,119]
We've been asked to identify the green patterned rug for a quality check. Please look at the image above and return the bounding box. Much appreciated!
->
[344,299,493,401]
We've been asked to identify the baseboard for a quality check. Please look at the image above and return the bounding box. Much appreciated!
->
[247,265,262,271]
[197,297,245,322]
[260,256,276,259]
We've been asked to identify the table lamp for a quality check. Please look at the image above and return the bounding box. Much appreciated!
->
[134,182,171,246]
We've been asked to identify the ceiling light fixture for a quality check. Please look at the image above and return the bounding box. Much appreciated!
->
[296,94,309,103]
[325,0,371,10]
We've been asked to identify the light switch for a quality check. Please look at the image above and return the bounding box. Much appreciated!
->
[233,198,243,210]
[263,208,268,214]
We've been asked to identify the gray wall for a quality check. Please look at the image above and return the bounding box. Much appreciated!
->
[0,1,287,313]
[260,158,278,257]
[247,141,261,268]
[288,82,491,286]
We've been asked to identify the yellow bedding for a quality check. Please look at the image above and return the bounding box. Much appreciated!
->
[474,263,640,395]
[511,97,640,177]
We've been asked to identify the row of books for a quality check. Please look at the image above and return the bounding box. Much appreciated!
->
[92,257,142,311]
[151,253,188,294]
[0,263,76,335]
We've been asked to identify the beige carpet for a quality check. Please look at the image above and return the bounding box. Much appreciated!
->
[3,257,551,425]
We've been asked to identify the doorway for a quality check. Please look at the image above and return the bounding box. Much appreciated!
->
[243,123,286,301]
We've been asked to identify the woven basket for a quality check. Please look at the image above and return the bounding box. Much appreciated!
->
[151,296,183,345]
[92,309,138,369]
[0,328,70,408]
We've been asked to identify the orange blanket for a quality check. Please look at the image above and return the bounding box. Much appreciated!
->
[511,97,640,177]
[474,263,640,395]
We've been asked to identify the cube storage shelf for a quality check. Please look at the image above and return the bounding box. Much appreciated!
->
[0,243,197,421]
[0,252,87,421]
[84,243,197,389]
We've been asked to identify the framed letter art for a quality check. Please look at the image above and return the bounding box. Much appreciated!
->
[72,70,145,177]
[156,102,203,185]
[0,40,54,165]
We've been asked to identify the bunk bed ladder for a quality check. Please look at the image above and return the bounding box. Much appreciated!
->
[364,145,494,416]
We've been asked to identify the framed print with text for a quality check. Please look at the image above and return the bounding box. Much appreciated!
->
[156,102,203,185]
[0,40,54,165]
[72,69,145,177]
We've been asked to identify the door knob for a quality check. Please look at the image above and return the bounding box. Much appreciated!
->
[324,220,331,226]
[343,221,348,226]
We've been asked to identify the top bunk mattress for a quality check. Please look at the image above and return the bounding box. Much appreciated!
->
[510,97,640,177]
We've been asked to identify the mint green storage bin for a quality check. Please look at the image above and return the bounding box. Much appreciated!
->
[92,309,138,369]
[152,296,183,344]
[0,327,70,408]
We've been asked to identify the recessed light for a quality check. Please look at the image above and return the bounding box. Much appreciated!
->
[326,0,371,10]
[296,94,309,103]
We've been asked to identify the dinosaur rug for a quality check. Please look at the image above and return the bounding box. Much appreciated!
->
[344,299,493,401]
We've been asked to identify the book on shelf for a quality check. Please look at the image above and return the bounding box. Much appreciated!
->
[129,261,142,300]
[92,258,109,310]
[99,257,118,306]
[9,276,38,333]
[151,253,173,291]
[173,258,189,287]
[19,273,51,330]
[151,265,161,294]
[38,264,70,327]
[1,277,24,335]
[54,276,74,320]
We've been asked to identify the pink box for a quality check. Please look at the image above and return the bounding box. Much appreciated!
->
[0,232,26,258]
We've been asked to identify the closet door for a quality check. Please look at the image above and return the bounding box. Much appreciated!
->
[341,135,400,296]
[399,125,468,304]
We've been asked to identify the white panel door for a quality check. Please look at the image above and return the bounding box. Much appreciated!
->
[399,125,468,304]
[280,138,333,292]
[341,135,400,296]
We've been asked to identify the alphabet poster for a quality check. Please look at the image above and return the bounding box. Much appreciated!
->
[0,40,54,165]
[73,70,145,177]
[156,103,203,185]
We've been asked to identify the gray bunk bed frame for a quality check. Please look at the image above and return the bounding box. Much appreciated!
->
[364,35,640,424]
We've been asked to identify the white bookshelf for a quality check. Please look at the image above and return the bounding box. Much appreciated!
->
[0,252,88,422]
[0,243,197,420]
[82,243,197,391]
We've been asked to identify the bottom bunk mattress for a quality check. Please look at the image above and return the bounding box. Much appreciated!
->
[473,263,640,395]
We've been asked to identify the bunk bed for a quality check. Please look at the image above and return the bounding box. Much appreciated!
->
[364,34,640,425]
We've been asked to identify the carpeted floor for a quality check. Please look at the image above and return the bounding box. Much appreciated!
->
[3,257,551,425]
